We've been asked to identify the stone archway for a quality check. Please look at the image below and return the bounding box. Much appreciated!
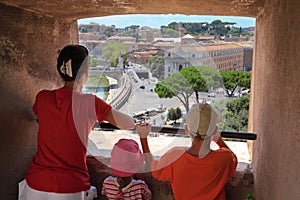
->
[0,0,299,199]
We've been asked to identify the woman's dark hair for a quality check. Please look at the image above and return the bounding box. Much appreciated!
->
[57,45,89,81]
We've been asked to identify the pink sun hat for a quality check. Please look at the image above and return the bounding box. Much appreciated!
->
[110,139,145,177]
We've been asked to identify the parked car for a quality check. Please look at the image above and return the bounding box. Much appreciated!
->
[155,104,166,113]
[208,93,216,97]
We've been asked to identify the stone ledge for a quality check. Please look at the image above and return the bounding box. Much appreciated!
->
[87,156,253,200]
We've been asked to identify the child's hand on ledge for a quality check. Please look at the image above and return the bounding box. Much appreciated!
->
[136,123,151,138]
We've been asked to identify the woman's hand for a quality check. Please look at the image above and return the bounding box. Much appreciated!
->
[136,123,151,138]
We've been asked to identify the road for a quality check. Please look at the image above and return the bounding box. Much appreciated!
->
[119,74,178,126]
[119,68,226,126]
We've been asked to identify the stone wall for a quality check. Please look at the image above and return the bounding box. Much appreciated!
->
[87,156,254,200]
[249,0,300,199]
[0,4,79,199]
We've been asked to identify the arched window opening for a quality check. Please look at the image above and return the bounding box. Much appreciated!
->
[77,14,255,164]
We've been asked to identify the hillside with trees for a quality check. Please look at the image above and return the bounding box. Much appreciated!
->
[162,19,253,37]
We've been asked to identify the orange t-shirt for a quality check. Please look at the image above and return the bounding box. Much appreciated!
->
[151,147,237,200]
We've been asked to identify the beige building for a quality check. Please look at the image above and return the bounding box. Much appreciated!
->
[164,43,244,78]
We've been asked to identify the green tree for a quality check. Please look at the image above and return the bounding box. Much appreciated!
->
[208,20,236,36]
[168,22,178,31]
[155,66,223,113]
[161,27,180,38]
[162,20,254,37]
[217,95,250,132]
[178,67,207,103]
[104,28,115,37]
[179,66,223,103]
[125,25,140,30]
[167,107,182,123]
[220,70,251,97]
[147,55,165,80]
[90,57,100,67]
[102,41,129,67]
[155,72,194,113]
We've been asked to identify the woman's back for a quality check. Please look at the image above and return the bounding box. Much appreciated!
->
[26,88,111,193]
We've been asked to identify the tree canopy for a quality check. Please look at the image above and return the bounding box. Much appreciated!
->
[160,27,180,38]
[220,70,251,97]
[125,25,140,30]
[155,72,194,113]
[90,57,100,67]
[167,107,182,123]
[155,66,222,113]
[179,66,222,103]
[146,55,165,80]
[102,41,129,67]
[164,20,253,37]
[214,94,250,132]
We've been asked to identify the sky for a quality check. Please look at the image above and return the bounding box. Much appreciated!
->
[78,14,256,28]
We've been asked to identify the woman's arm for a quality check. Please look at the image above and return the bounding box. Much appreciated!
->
[104,109,135,130]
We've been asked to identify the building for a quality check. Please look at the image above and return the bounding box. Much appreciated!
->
[164,43,244,78]
[181,34,197,45]
[243,47,253,72]
[106,36,138,52]
[223,35,251,42]
[127,47,161,64]
[138,27,155,42]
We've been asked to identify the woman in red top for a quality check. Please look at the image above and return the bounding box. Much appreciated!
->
[19,45,135,200]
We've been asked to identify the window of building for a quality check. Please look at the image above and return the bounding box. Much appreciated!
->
[179,65,183,71]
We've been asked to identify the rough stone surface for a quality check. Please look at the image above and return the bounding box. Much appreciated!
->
[249,0,300,199]
[0,0,265,20]
[0,4,79,198]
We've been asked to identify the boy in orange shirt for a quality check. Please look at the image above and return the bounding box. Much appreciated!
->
[136,103,237,200]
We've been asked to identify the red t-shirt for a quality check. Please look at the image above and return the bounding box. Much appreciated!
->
[26,88,112,193]
[151,147,237,200]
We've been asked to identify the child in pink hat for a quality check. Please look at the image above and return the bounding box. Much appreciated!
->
[101,139,152,200]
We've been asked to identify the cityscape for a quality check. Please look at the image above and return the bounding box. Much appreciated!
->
[79,19,253,188]
[78,18,253,133]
